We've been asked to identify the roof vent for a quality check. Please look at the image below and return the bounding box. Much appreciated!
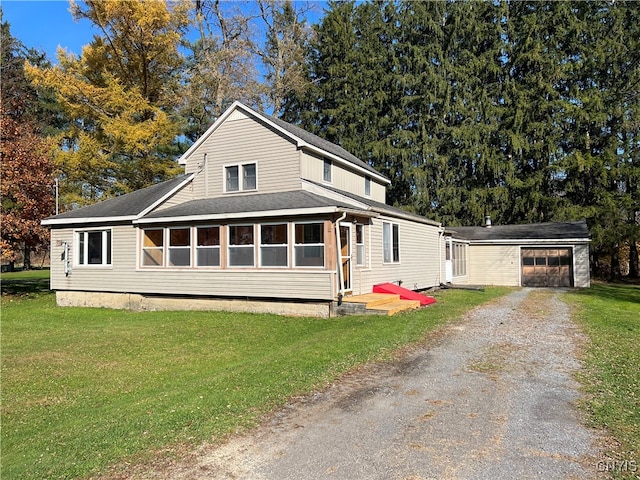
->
[485,215,492,228]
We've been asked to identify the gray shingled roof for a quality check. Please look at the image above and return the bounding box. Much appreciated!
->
[142,190,366,220]
[266,113,387,180]
[446,220,589,241]
[44,175,190,220]
[304,180,440,226]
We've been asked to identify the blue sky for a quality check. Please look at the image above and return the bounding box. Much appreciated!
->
[2,0,327,63]
[2,0,96,60]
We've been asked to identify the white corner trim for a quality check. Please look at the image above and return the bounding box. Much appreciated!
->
[136,174,195,218]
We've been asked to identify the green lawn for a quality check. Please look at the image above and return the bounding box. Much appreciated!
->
[1,274,510,479]
[565,283,640,479]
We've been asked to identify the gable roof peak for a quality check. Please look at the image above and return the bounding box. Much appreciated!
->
[178,102,390,184]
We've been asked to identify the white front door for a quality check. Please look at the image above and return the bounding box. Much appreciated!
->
[445,237,453,283]
[339,223,352,292]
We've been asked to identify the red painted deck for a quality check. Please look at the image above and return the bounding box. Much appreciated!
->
[372,283,437,306]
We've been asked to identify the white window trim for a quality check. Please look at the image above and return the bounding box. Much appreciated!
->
[227,224,256,268]
[223,162,258,193]
[259,222,289,268]
[75,228,112,268]
[294,221,325,268]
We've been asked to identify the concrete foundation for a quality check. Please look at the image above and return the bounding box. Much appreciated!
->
[56,290,333,317]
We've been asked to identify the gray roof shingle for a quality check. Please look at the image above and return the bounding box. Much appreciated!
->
[44,175,191,221]
[142,190,365,220]
[266,113,386,180]
[446,220,589,240]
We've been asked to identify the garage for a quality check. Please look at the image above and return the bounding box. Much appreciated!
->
[521,247,573,287]
[445,220,590,288]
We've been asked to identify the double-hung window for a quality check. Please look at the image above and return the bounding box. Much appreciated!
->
[168,228,191,267]
[260,224,288,267]
[294,223,324,267]
[142,229,164,266]
[365,176,371,196]
[226,163,257,192]
[78,229,111,266]
[228,225,255,267]
[383,222,400,263]
[196,226,220,267]
[356,224,365,266]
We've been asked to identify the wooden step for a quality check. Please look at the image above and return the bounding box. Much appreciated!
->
[367,299,422,316]
[344,293,400,308]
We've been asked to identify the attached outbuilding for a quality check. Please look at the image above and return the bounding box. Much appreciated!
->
[444,220,590,288]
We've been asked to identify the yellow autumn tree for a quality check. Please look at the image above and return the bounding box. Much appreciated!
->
[25,0,191,206]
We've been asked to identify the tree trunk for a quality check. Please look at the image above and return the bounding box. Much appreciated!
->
[609,244,621,280]
[23,244,31,270]
[629,239,639,279]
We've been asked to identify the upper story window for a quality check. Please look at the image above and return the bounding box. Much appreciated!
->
[226,163,257,192]
[77,229,111,266]
[323,158,332,183]
[365,176,371,196]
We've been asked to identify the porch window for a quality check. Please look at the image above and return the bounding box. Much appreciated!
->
[294,222,324,267]
[168,228,191,267]
[260,223,288,267]
[78,229,111,266]
[383,222,400,263]
[228,225,255,267]
[196,226,220,267]
[142,229,164,266]
[356,224,365,266]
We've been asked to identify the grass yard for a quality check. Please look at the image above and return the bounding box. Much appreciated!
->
[1,272,510,479]
[565,283,640,479]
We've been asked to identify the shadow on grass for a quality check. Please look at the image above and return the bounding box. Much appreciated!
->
[1,272,51,296]
[573,281,640,305]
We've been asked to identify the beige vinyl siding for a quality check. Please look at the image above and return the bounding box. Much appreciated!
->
[573,243,590,287]
[152,181,195,212]
[185,116,301,199]
[51,224,335,300]
[467,244,520,286]
[300,151,386,203]
[351,216,442,295]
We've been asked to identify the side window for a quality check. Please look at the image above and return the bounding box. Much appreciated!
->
[383,222,400,263]
[168,228,191,267]
[226,165,239,192]
[365,176,371,196]
[323,158,332,183]
[77,229,112,266]
[356,224,365,266]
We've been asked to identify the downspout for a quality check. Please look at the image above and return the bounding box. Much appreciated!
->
[334,211,347,304]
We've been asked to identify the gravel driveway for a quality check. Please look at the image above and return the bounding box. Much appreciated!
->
[143,288,602,480]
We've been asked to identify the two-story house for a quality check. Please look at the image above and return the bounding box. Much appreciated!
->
[43,102,446,316]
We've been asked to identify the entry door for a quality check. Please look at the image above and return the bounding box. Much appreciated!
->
[445,237,453,283]
[339,223,352,291]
